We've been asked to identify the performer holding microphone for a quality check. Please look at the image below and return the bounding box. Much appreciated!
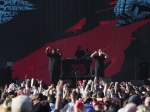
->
[45,47,62,85]
[90,49,108,77]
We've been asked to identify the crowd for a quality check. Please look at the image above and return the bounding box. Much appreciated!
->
[0,76,150,112]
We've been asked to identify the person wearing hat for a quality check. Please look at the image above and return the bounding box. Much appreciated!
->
[11,95,32,112]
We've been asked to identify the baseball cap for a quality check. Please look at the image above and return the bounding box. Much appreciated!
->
[11,95,32,112]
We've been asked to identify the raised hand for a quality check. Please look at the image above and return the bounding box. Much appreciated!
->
[48,84,54,90]
[4,84,7,90]
[25,74,28,78]
[87,79,93,85]
[110,82,114,85]
[100,80,107,86]
[46,47,50,50]
[21,81,25,87]
[115,82,118,85]
[39,80,42,84]
[56,80,63,92]
[26,79,30,83]
[83,80,86,83]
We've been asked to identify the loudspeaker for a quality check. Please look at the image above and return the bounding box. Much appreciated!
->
[63,80,72,86]
[130,80,144,86]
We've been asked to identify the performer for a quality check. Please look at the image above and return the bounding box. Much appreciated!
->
[45,47,62,85]
[84,48,91,60]
[90,49,108,77]
[74,46,85,59]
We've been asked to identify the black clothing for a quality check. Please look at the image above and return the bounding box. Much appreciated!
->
[47,53,62,70]
[75,50,85,58]
[32,101,50,112]
[94,55,105,77]
[49,69,61,85]
[46,53,62,84]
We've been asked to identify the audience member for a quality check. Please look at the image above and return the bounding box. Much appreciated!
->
[11,95,32,112]
[0,75,150,112]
